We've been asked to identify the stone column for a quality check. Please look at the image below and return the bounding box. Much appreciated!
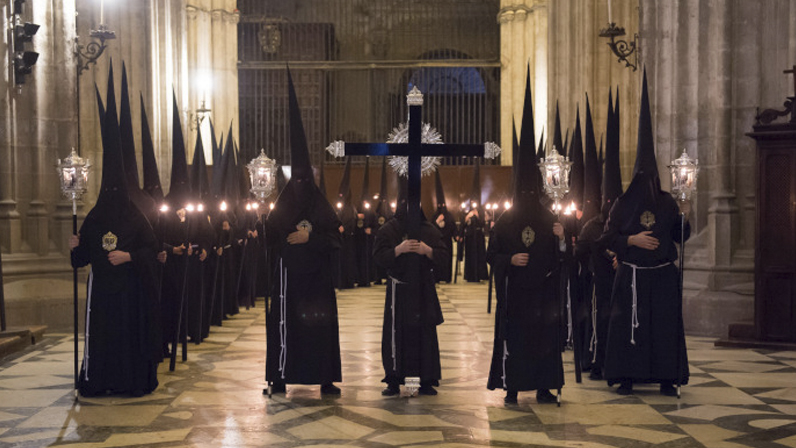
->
[498,6,514,165]
[0,2,22,254]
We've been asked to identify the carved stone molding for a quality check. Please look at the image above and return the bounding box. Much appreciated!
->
[185,4,239,22]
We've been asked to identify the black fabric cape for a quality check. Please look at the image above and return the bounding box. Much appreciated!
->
[71,205,160,397]
[486,208,565,392]
[265,184,342,385]
[462,212,489,282]
[597,192,690,385]
[431,207,456,283]
[374,218,447,385]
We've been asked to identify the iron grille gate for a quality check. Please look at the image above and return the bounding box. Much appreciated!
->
[237,0,501,169]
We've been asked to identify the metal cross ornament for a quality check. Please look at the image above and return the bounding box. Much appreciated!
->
[326,86,500,239]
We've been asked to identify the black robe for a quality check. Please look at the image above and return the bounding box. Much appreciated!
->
[265,189,342,385]
[598,192,690,386]
[374,218,446,386]
[71,205,160,397]
[462,212,489,282]
[236,210,260,309]
[575,215,613,374]
[354,209,376,287]
[486,208,565,392]
[336,204,358,289]
[431,208,456,283]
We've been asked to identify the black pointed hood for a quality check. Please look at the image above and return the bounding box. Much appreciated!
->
[140,94,164,203]
[515,68,542,206]
[166,91,191,208]
[119,63,139,190]
[191,132,210,202]
[553,101,563,153]
[602,88,623,218]
[470,157,482,210]
[582,95,601,222]
[94,62,130,212]
[375,156,391,219]
[568,105,584,211]
[223,133,241,206]
[118,64,157,223]
[268,68,338,234]
[360,156,371,206]
[318,156,327,197]
[276,166,287,196]
[210,120,221,168]
[287,68,313,182]
[393,174,409,220]
[434,169,447,210]
[537,128,545,162]
[338,156,353,206]
[623,69,661,205]
[210,127,230,204]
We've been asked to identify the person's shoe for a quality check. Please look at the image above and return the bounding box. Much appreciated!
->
[536,389,557,404]
[418,385,438,396]
[321,383,341,395]
[588,368,603,381]
[616,381,633,395]
[271,382,286,394]
[381,384,400,396]
[660,383,677,397]
[504,390,518,404]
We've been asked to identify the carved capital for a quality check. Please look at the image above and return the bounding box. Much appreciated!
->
[186,5,199,20]
[497,10,515,24]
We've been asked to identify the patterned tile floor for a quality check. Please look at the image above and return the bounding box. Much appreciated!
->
[2,282,796,447]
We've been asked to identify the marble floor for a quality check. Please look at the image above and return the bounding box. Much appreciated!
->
[2,282,796,447]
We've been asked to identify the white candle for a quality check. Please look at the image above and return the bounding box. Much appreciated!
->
[100,0,104,24]
[608,0,613,24]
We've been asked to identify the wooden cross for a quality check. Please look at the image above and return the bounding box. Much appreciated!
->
[339,87,489,239]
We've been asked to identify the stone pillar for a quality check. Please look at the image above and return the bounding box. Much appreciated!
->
[498,6,514,165]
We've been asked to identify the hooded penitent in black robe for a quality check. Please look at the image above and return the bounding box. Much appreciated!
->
[431,171,455,283]
[486,207,565,393]
[463,161,489,282]
[354,157,376,287]
[598,71,690,388]
[486,69,564,395]
[265,69,342,388]
[374,213,447,388]
[71,68,160,397]
[335,158,358,289]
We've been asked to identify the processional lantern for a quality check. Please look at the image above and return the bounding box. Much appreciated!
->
[538,145,572,211]
[57,148,91,208]
[668,149,699,202]
[247,149,277,202]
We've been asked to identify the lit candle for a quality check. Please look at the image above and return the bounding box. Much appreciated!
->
[607,0,612,24]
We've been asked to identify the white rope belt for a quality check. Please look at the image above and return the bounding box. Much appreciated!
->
[388,276,406,371]
[82,270,94,381]
[566,279,573,346]
[278,258,287,379]
[589,284,598,363]
[501,277,509,389]
[622,261,671,345]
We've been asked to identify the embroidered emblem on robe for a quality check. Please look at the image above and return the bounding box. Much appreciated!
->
[357,219,364,228]
[297,219,313,233]
[640,211,656,230]
[522,226,536,247]
[102,232,118,251]
[378,216,386,226]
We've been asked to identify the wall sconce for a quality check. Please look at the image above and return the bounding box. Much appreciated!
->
[75,0,116,76]
[598,23,639,71]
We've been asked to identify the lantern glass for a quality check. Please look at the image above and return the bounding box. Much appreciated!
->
[538,146,572,205]
[247,149,277,201]
[668,149,699,202]
[56,148,91,201]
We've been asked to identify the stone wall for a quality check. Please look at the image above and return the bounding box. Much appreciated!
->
[0,0,238,331]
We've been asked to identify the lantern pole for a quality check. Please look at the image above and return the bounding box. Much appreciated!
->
[668,149,699,399]
[57,148,90,400]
